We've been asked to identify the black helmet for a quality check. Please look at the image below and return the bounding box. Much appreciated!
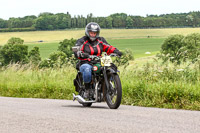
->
[85,22,100,41]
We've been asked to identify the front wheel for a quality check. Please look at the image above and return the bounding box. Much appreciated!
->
[105,73,122,109]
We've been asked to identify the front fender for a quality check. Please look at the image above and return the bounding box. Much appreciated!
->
[106,68,118,74]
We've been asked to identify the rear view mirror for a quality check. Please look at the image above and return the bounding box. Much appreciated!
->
[72,46,80,52]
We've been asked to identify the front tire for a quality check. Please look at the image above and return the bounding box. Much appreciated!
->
[105,73,122,109]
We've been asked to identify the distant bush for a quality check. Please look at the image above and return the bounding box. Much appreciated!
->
[158,34,185,64]
[158,33,200,64]
[28,46,41,65]
[113,49,134,68]
[7,37,24,45]
[39,51,67,68]
[39,59,49,68]
[182,33,200,62]
[58,38,77,58]
[0,37,28,65]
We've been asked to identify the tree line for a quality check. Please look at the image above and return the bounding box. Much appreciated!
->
[0,11,200,31]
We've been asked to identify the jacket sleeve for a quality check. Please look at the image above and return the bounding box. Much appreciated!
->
[74,36,88,59]
[100,37,120,55]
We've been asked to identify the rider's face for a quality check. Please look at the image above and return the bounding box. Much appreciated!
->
[89,31,97,37]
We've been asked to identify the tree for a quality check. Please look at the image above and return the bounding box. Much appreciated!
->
[35,15,56,30]
[110,13,127,28]
[58,38,77,58]
[35,17,48,30]
[0,19,7,28]
[7,37,24,45]
[0,37,28,65]
[159,33,200,64]
[106,16,113,28]
[2,11,200,30]
[159,34,185,64]
[182,33,200,62]
[55,13,71,29]
[39,51,67,68]
[113,49,134,68]
[126,16,133,28]
[28,46,41,65]
[87,13,93,23]
[131,16,144,28]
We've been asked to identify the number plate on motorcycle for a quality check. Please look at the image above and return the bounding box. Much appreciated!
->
[101,56,112,66]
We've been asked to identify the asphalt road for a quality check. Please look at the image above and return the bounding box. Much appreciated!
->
[0,97,200,133]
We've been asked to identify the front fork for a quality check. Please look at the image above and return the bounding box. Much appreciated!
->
[103,67,118,94]
[103,67,110,92]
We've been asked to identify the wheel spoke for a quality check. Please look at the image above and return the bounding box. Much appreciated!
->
[107,75,118,105]
[105,74,122,109]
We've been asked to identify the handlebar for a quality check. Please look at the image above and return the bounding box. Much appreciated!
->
[88,53,119,60]
[88,55,100,60]
[109,53,119,57]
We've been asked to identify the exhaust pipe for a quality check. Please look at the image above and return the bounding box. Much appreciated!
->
[73,93,95,103]
[73,82,99,104]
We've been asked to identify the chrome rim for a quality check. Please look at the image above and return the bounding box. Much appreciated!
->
[107,76,117,105]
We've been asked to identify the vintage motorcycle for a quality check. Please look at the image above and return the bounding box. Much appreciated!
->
[72,47,122,109]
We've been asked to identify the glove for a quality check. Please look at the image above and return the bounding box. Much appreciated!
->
[80,52,89,59]
[114,50,123,57]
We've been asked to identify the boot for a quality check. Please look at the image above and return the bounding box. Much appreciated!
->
[83,83,90,98]
[73,79,79,92]
[84,83,91,90]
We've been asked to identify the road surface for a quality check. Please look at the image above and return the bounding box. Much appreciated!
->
[0,97,200,133]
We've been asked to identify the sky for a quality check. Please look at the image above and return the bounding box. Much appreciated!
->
[1,0,200,20]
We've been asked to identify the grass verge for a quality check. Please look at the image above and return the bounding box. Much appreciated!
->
[0,59,200,110]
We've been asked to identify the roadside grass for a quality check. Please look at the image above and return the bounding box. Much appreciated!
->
[121,58,200,110]
[0,64,76,99]
[0,59,200,110]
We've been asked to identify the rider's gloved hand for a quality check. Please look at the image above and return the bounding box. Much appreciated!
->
[114,50,123,57]
[80,52,90,59]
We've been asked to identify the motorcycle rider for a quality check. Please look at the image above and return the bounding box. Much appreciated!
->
[74,22,122,90]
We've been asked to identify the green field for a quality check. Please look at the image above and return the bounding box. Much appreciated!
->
[27,42,60,59]
[26,38,164,59]
[108,38,164,58]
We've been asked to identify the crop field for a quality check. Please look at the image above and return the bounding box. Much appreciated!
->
[0,28,199,45]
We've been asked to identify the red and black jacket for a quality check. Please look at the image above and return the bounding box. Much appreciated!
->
[74,36,119,66]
